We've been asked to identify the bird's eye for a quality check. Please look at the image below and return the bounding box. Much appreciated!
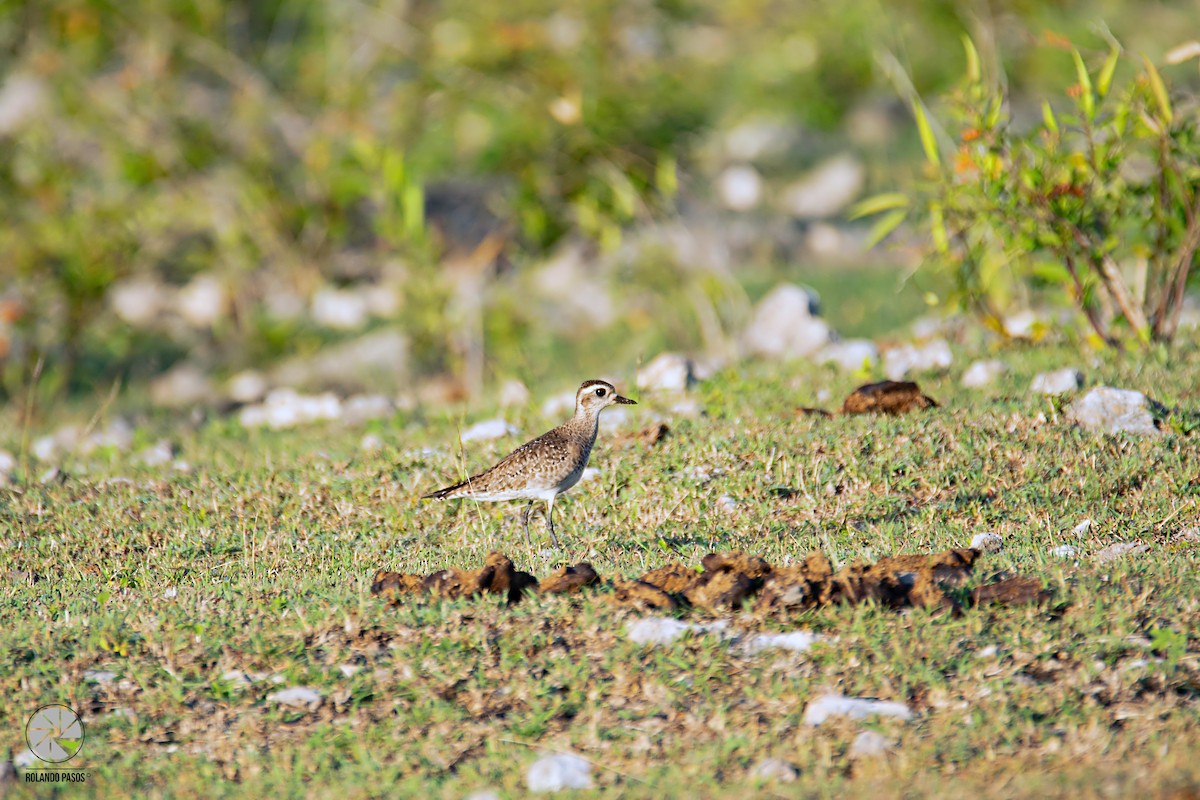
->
[595,387,606,397]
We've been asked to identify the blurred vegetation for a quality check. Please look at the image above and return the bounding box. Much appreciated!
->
[1,0,1198,399]
[863,34,1200,347]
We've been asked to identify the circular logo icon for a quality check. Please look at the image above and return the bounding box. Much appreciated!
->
[26,705,84,763]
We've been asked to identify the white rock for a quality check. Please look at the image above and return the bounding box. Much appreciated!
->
[668,398,702,418]
[849,731,894,758]
[579,467,601,483]
[273,329,409,392]
[598,407,633,432]
[499,379,531,408]
[268,686,323,709]
[541,390,577,419]
[717,165,764,211]
[961,359,1007,389]
[82,417,135,455]
[627,617,728,646]
[220,670,254,688]
[749,757,799,783]
[239,389,342,429]
[176,274,227,328]
[38,467,63,485]
[742,631,819,654]
[0,73,47,135]
[163,587,178,599]
[337,664,360,678]
[342,394,394,426]
[803,694,913,726]
[781,154,865,219]
[1050,545,1079,559]
[883,339,953,380]
[150,364,215,409]
[0,450,15,475]
[360,433,384,453]
[742,284,833,359]
[460,418,516,443]
[817,339,878,372]
[13,749,39,769]
[1030,368,1084,396]
[970,532,1003,554]
[533,244,615,329]
[717,495,738,514]
[637,352,694,393]
[311,286,370,330]
[1066,386,1162,436]
[723,117,797,162]
[108,278,168,327]
[526,752,594,792]
[134,440,175,468]
[1095,542,1150,564]
[465,791,501,800]
[1072,519,1093,536]
[84,669,117,684]
[1002,310,1040,339]
[364,284,401,318]
[227,370,269,404]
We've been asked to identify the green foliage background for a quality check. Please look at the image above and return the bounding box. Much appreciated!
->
[0,0,1197,397]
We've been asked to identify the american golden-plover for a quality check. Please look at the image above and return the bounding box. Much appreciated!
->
[423,379,636,546]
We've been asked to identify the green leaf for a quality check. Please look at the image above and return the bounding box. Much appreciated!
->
[655,154,678,199]
[1142,56,1173,125]
[1097,45,1121,98]
[402,182,424,238]
[1071,48,1095,120]
[850,192,910,219]
[929,202,949,253]
[961,35,981,83]
[866,209,907,248]
[1041,101,1059,134]
[912,101,941,167]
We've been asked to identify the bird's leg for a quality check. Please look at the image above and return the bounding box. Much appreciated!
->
[521,501,535,547]
[545,495,561,547]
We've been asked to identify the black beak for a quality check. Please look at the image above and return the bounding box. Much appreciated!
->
[615,395,637,405]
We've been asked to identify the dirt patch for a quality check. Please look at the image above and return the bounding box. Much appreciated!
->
[371,547,1051,615]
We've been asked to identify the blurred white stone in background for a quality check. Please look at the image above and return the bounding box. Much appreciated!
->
[817,339,878,372]
[498,379,531,408]
[460,418,516,443]
[961,359,1007,389]
[134,440,175,468]
[311,286,370,330]
[717,165,763,211]
[541,389,578,419]
[532,244,615,329]
[341,394,394,426]
[1030,368,1084,396]
[271,329,408,392]
[176,274,227,329]
[0,74,47,135]
[883,339,953,379]
[637,352,694,393]
[108,278,168,327]
[780,154,865,219]
[722,116,797,162]
[741,284,833,359]
[150,363,216,409]
[227,370,269,404]
[238,389,342,429]
[1002,309,1040,339]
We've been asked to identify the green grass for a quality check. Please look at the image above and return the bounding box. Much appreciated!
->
[2,336,1200,798]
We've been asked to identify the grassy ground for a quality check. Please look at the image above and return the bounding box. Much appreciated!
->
[2,334,1200,798]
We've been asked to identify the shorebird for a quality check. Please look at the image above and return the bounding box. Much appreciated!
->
[423,379,636,546]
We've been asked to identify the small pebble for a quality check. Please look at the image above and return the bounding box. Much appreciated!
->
[803,694,913,726]
[749,757,799,783]
[849,730,894,758]
[1050,545,1079,559]
[526,752,593,792]
[970,532,1003,554]
[267,686,323,710]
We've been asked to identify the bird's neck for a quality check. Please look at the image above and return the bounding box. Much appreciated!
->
[570,406,601,438]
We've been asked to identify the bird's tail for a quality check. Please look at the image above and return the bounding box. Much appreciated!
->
[422,480,467,500]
